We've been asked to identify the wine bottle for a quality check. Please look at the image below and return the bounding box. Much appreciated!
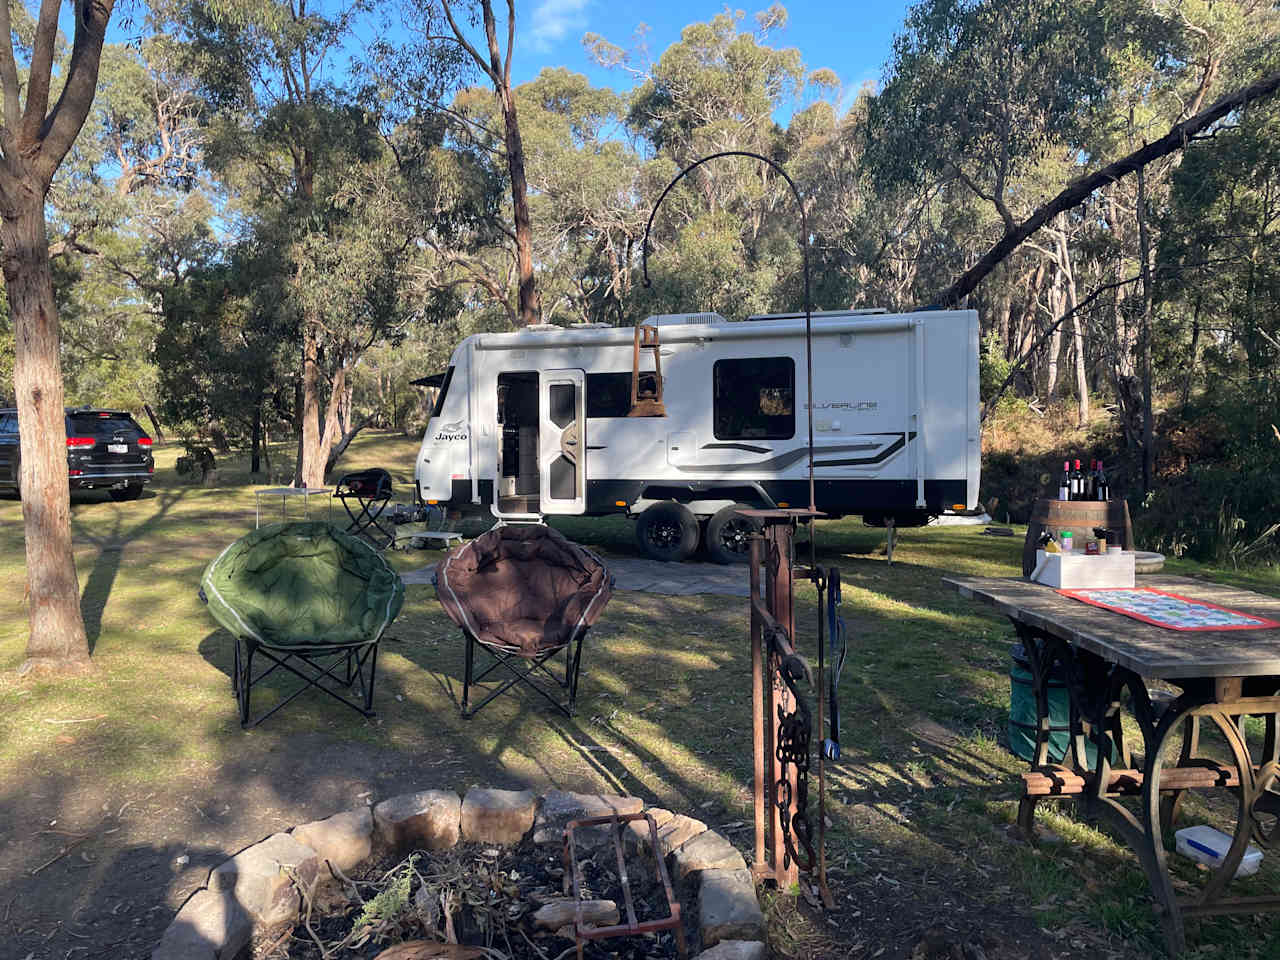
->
[1071,459,1083,500]
[1096,460,1108,501]
[1085,459,1096,500]
[1058,460,1070,501]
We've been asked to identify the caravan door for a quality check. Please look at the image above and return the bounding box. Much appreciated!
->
[539,369,586,514]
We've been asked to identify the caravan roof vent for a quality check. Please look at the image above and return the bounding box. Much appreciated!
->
[568,322,612,328]
[524,323,564,332]
[643,313,728,327]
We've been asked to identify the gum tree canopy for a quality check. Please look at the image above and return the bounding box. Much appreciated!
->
[3,0,119,673]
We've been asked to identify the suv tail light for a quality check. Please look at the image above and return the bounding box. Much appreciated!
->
[137,437,153,447]
[66,437,95,448]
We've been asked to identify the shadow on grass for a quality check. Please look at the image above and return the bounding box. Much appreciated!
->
[75,489,190,654]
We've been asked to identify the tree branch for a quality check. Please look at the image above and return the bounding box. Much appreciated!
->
[22,0,61,146]
[36,0,117,185]
[931,67,1280,309]
[0,0,21,158]
[440,0,493,81]
[503,0,514,89]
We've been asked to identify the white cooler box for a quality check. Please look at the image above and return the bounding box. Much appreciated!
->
[1031,549,1136,589]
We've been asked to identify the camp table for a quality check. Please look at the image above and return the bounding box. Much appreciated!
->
[254,486,332,528]
[944,573,1280,956]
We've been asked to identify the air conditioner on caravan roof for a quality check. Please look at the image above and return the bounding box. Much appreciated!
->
[643,313,728,326]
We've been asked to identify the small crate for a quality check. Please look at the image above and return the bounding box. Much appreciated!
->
[1031,550,1135,589]
[1175,825,1263,878]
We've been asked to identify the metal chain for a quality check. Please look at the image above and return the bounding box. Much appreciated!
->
[774,653,816,872]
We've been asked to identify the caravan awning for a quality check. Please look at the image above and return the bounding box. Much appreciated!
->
[411,372,447,388]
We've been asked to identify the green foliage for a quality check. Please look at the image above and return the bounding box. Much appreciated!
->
[979,332,1012,401]
[355,854,417,931]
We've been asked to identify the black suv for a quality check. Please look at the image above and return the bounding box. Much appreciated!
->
[0,407,155,500]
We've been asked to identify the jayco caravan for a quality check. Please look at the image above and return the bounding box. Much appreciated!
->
[414,309,980,562]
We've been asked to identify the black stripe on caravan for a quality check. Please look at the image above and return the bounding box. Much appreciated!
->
[680,433,912,473]
[701,442,773,454]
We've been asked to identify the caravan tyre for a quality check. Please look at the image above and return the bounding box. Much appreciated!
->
[635,501,699,562]
[706,504,761,564]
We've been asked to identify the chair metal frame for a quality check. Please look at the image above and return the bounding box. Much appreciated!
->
[461,630,585,719]
[232,635,381,729]
[334,469,395,549]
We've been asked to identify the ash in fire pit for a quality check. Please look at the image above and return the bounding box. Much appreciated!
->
[266,839,690,960]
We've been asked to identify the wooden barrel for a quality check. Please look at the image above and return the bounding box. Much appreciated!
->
[1022,499,1134,576]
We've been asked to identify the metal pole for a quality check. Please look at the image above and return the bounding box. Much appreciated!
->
[639,149,815,512]
[749,535,767,878]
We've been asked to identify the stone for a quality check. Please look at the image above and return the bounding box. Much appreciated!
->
[292,807,374,874]
[209,832,321,928]
[655,814,708,857]
[531,790,643,848]
[374,790,461,854]
[532,899,620,930]
[671,830,746,883]
[624,808,675,853]
[461,787,536,846]
[698,868,764,947]
[151,888,252,960]
[693,941,768,960]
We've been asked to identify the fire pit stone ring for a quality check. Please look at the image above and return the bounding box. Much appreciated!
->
[151,786,767,960]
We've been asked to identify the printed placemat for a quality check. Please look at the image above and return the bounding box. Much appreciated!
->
[1058,587,1280,631]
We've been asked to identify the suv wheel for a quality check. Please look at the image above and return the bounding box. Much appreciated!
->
[109,482,144,502]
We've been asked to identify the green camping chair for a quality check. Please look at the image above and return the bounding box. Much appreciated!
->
[200,521,405,728]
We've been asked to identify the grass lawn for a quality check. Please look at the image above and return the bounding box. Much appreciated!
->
[1,430,1278,959]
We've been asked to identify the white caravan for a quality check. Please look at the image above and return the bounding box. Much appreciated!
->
[414,309,980,562]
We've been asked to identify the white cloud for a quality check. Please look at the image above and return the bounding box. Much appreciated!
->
[527,0,592,53]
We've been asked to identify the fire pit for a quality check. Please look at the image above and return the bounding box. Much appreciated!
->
[151,788,766,960]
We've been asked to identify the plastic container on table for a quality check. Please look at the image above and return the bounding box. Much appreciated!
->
[1174,825,1263,878]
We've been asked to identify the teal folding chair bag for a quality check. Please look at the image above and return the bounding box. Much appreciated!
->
[201,521,405,727]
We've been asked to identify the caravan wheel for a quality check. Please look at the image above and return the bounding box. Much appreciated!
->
[705,504,761,564]
[635,501,699,562]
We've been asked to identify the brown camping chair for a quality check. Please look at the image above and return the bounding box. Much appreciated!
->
[433,524,613,718]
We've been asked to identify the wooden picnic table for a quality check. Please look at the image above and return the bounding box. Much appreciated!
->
[944,573,1280,956]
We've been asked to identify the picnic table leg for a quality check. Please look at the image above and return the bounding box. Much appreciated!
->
[1139,696,1203,957]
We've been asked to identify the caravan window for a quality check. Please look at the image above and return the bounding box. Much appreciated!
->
[713,357,794,440]
[586,372,659,418]
[430,367,455,418]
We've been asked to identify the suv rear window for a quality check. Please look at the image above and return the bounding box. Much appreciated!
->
[68,413,144,438]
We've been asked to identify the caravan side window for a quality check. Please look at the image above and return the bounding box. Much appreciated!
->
[713,357,795,440]
[586,372,659,418]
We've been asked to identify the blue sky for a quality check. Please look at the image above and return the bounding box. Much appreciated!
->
[508,1,912,111]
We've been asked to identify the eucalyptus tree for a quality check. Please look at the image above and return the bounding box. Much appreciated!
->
[2,0,122,673]
[587,4,838,319]
[168,0,430,486]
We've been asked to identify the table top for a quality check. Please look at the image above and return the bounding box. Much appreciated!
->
[255,487,332,497]
[944,574,1280,679]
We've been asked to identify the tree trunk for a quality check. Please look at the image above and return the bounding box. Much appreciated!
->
[3,202,90,673]
[1136,164,1155,496]
[1055,225,1089,427]
[292,377,304,487]
[250,402,262,475]
[500,92,538,326]
[142,402,165,441]
[305,360,346,485]
[1045,266,1062,398]
[299,323,324,487]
